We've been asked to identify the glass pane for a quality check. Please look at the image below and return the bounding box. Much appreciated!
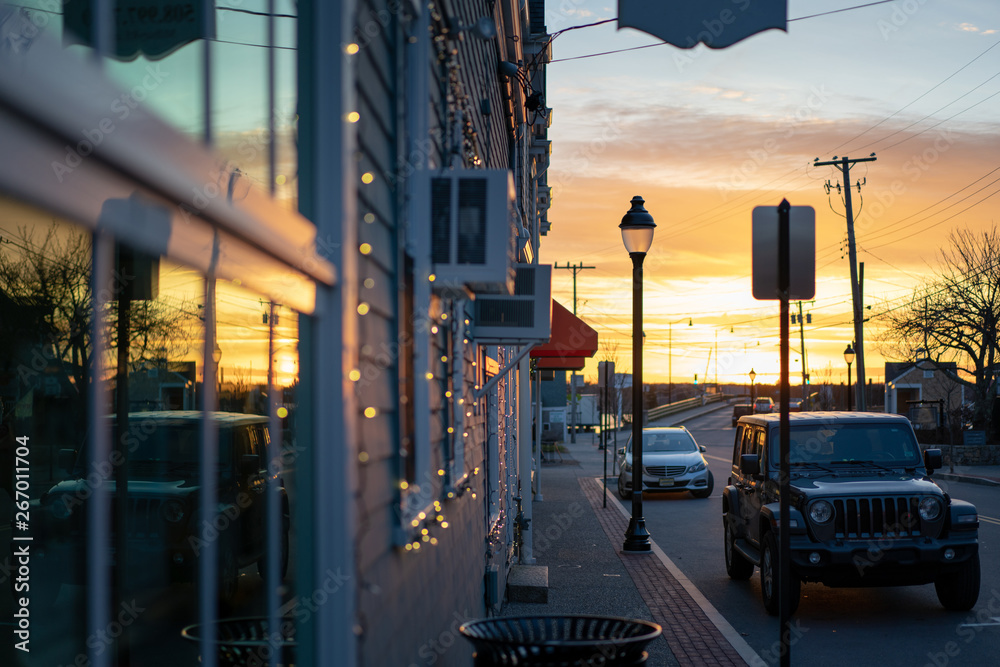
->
[0,201,94,663]
[0,194,301,666]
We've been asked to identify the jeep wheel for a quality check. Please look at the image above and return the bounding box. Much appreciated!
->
[258,514,290,582]
[724,520,754,580]
[617,475,632,501]
[691,471,714,499]
[218,543,240,610]
[935,552,980,611]
[760,531,800,616]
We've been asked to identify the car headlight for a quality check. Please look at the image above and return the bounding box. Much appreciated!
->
[161,499,186,523]
[809,500,834,524]
[919,496,943,521]
[687,461,707,473]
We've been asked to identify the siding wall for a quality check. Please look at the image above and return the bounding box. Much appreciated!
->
[351,1,525,665]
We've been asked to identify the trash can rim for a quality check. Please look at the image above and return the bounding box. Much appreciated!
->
[459,613,662,644]
[180,615,298,648]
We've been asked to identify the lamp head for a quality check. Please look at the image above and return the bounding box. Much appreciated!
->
[749,368,756,382]
[619,195,656,255]
[844,344,855,365]
[498,60,521,79]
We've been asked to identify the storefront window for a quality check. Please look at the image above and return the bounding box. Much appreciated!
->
[0,195,300,666]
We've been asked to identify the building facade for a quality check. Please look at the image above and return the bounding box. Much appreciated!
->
[0,1,553,666]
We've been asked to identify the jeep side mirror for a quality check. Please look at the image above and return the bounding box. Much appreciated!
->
[241,454,261,475]
[740,453,760,476]
[699,445,707,453]
[57,448,77,475]
[923,448,943,473]
[617,448,626,457]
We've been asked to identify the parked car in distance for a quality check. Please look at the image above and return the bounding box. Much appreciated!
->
[617,426,713,500]
[723,412,980,616]
[732,402,753,427]
[753,397,775,413]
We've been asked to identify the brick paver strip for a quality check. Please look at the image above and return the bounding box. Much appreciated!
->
[581,477,751,667]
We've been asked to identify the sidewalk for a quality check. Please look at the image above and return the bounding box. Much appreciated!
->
[500,403,757,667]
[499,403,1000,666]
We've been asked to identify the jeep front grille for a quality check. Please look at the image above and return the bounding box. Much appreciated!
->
[645,465,687,477]
[126,497,165,538]
[833,497,921,539]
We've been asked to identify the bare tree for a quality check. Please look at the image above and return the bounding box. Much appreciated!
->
[877,225,1000,433]
[0,222,197,389]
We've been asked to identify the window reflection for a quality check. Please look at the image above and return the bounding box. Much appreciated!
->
[0,196,299,666]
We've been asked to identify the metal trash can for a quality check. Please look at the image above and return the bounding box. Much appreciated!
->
[459,615,662,666]
[181,616,296,667]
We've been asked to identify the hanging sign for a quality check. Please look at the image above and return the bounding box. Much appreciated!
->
[63,0,215,61]
[618,0,786,49]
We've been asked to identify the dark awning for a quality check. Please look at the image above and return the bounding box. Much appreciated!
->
[530,300,598,370]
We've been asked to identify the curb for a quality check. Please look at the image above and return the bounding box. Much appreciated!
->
[935,472,1000,487]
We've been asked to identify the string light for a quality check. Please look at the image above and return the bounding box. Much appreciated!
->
[345,43,359,54]
[359,243,372,254]
[358,451,369,463]
[363,406,377,418]
[349,369,361,381]
[346,111,360,123]
[357,303,370,315]
[361,172,374,184]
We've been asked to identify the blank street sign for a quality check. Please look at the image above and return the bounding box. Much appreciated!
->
[752,205,815,301]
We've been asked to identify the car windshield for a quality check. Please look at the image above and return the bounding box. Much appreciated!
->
[770,423,921,467]
[638,432,697,453]
[69,417,233,479]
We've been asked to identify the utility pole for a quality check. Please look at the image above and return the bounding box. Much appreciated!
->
[813,154,876,411]
[554,262,595,443]
[794,302,809,402]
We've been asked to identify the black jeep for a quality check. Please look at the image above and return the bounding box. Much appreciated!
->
[723,412,979,615]
[37,411,290,606]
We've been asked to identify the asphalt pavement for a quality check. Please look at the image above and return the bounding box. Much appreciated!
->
[497,403,1000,667]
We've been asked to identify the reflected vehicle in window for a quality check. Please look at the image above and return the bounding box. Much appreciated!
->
[617,426,714,500]
[37,411,289,607]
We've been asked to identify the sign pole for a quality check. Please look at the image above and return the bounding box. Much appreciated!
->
[778,199,792,667]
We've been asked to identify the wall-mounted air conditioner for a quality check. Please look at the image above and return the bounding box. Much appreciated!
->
[472,264,551,344]
[427,169,518,296]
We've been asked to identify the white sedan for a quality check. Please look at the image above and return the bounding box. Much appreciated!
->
[617,426,714,500]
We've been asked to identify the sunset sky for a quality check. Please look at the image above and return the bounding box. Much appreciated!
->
[540,0,1000,390]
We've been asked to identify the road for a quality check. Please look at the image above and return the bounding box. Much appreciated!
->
[636,410,1000,667]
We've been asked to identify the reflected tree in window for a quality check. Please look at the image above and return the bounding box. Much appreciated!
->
[0,222,198,392]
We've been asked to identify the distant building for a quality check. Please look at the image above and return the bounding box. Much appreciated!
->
[884,359,965,416]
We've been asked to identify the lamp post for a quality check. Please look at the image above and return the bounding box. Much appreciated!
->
[749,368,756,405]
[844,344,855,411]
[620,195,655,554]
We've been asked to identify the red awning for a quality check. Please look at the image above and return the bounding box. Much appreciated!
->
[530,300,598,369]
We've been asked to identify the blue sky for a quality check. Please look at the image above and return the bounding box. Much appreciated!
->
[541,1,1000,387]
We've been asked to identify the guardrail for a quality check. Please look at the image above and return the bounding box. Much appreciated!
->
[646,393,728,422]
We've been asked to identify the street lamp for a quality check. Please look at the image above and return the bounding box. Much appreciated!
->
[668,318,692,405]
[844,344,855,411]
[749,368,756,404]
[620,195,655,554]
